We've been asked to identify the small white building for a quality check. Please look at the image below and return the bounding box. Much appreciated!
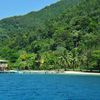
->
[0,60,8,71]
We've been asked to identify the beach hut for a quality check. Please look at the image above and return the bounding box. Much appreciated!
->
[0,60,8,71]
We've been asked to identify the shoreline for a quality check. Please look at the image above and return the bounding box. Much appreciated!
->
[1,70,100,75]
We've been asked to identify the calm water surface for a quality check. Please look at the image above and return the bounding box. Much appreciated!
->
[0,73,100,100]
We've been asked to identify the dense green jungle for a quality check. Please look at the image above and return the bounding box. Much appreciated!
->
[0,0,100,71]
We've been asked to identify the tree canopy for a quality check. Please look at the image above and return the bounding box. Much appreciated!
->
[0,0,100,71]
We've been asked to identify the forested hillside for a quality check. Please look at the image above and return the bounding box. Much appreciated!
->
[0,0,100,71]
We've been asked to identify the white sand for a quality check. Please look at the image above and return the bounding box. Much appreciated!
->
[16,70,100,75]
[2,70,100,75]
[63,71,100,75]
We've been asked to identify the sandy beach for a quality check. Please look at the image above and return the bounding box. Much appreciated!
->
[63,71,100,75]
[1,70,100,75]
[13,70,100,75]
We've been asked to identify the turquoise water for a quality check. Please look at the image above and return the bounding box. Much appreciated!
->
[0,74,100,100]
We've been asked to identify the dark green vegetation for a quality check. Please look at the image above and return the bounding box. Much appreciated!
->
[0,0,100,71]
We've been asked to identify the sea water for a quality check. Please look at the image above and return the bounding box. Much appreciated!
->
[0,73,100,100]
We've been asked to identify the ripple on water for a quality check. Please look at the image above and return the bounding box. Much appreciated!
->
[0,74,100,100]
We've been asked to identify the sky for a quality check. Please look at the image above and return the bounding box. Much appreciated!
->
[0,0,59,19]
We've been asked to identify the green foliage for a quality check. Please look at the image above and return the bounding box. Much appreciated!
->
[14,52,36,70]
[0,0,100,71]
[91,50,100,69]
